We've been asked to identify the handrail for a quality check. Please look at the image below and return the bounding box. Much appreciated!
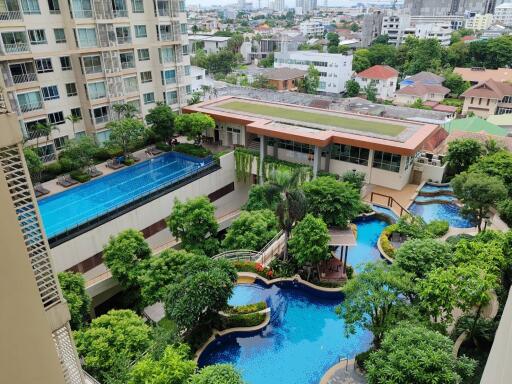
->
[370,191,410,217]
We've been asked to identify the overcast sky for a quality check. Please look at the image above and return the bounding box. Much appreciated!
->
[187,0,396,9]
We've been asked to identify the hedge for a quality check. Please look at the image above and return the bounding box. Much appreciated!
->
[173,143,212,158]
[225,301,266,315]
[223,312,266,328]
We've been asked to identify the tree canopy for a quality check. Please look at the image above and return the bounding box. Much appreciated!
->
[190,364,246,384]
[445,138,484,175]
[288,214,330,266]
[175,112,215,144]
[344,79,361,97]
[106,118,146,157]
[58,271,91,330]
[222,209,278,251]
[297,64,320,94]
[146,102,176,142]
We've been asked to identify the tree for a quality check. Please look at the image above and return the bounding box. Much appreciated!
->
[58,271,91,330]
[167,196,219,256]
[443,70,470,97]
[175,112,215,144]
[468,150,512,196]
[288,214,330,266]
[106,118,146,157]
[103,229,151,289]
[258,52,274,68]
[227,33,244,53]
[23,147,43,183]
[365,323,476,384]
[188,91,202,105]
[363,81,378,102]
[372,34,389,45]
[165,268,235,331]
[60,136,98,170]
[146,102,176,142]
[445,138,483,175]
[302,176,364,228]
[74,310,151,383]
[244,184,281,211]
[128,344,196,384]
[451,172,507,231]
[410,98,430,109]
[401,37,443,75]
[367,43,396,67]
[486,35,512,69]
[251,74,275,89]
[352,50,371,72]
[33,121,59,159]
[336,262,414,347]
[341,170,365,191]
[297,64,320,94]
[326,32,340,50]
[191,24,199,34]
[190,364,245,384]
[222,209,278,251]
[394,238,452,280]
[66,113,82,136]
[350,22,360,32]
[344,79,360,97]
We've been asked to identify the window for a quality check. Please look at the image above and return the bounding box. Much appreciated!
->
[131,0,143,12]
[186,85,191,94]
[180,24,187,34]
[66,83,77,96]
[179,0,185,11]
[134,25,147,38]
[140,71,152,83]
[75,28,97,48]
[54,28,66,43]
[28,29,47,45]
[164,90,178,104]
[71,0,92,18]
[331,144,369,165]
[182,45,189,55]
[143,92,155,104]
[87,81,107,99]
[70,107,82,118]
[60,56,71,70]
[161,69,176,85]
[48,111,65,125]
[17,91,43,112]
[96,129,110,144]
[92,106,109,124]
[82,55,102,74]
[159,47,174,63]
[120,52,135,69]
[25,118,47,138]
[20,0,40,14]
[373,151,401,173]
[137,48,150,61]
[184,65,191,76]
[41,85,59,101]
[115,26,131,44]
[35,58,53,73]
[123,76,138,93]
[53,135,68,150]
[48,0,60,13]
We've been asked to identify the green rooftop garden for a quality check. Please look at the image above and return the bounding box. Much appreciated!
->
[219,100,406,137]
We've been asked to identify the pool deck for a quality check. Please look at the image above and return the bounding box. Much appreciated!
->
[320,359,367,384]
[364,183,419,216]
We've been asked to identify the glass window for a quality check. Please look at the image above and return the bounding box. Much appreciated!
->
[20,0,40,14]
[96,129,110,144]
[120,52,135,69]
[35,58,53,73]
[140,71,152,83]
[54,135,68,150]
[48,0,60,13]
[54,28,66,43]
[179,0,185,11]
[76,28,97,48]
[164,90,177,104]
[331,144,369,166]
[41,85,59,100]
[134,25,147,38]
[137,48,150,61]
[48,111,65,125]
[186,85,191,94]
[159,47,174,63]
[372,151,401,173]
[182,45,189,55]
[17,91,43,112]
[66,83,77,96]
[131,0,143,12]
[70,107,81,118]
[180,23,187,34]
[28,29,47,45]
[115,26,131,44]
[87,81,107,99]
[71,0,92,18]
[92,106,109,125]
[143,92,155,104]
[161,69,176,85]
[82,55,102,74]
[184,65,191,76]
[60,56,71,70]
[123,76,138,93]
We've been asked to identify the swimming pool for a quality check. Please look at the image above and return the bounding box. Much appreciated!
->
[199,281,372,384]
[419,183,453,194]
[414,195,457,203]
[349,216,389,272]
[38,152,213,238]
[409,202,474,228]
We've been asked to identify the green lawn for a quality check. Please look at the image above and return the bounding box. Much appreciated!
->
[219,100,406,137]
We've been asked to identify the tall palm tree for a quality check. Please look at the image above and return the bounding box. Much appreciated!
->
[266,169,306,260]
[122,103,138,119]
[33,122,59,160]
[112,103,125,120]
[66,113,82,137]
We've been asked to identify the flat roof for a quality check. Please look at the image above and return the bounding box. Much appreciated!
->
[183,97,441,155]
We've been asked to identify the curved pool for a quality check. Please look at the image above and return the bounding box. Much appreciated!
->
[199,281,372,384]
[349,216,389,272]
[409,202,474,228]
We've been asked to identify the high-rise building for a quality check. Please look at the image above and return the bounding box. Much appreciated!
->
[0,0,192,163]
[0,90,84,383]
[494,3,512,27]
[404,0,497,16]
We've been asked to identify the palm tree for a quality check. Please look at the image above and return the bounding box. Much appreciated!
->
[33,122,59,160]
[200,84,211,99]
[66,113,82,137]
[112,103,126,120]
[265,169,306,260]
[122,103,138,119]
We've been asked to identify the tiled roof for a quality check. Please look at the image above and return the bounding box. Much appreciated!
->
[356,65,399,80]
[396,83,450,96]
[261,68,307,81]
[454,67,512,83]
[461,79,512,99]
[406,71,445,85]
[442,116,508,136]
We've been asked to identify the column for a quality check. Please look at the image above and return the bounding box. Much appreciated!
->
[324,144,331,172]
[259,135,265,185]
[273,139,278,158]
[313,145,320,178]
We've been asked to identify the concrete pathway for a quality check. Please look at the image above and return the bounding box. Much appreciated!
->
[321,359,367,384]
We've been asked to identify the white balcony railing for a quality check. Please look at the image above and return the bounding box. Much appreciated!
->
[3,42,30,53]
[40,153,56,163]
[0,10,22,20]
[19,101,43,112]
[11,73,37,84]
[116,36,131,45]
[113,9,128,17]
[72,9,93,18]
[84,65,103,74]
[121,61,135,69]
[94,114,109,125]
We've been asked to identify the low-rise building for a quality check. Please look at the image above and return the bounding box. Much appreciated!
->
[188,35,230,55]
[274,50,353,94]
[494,3,512,27]
[395,83,450,105]
[354,65,399,100]
[454,67,512,85]
[481,24,512,39]
[300,19,325,37]
[464,14,494,31]
[400,71,444,89]
[460,79,512,118]
[190,66,213,93]
[258,68,307,91]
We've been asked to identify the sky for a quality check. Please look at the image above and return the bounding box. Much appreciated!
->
[187,0,397,9]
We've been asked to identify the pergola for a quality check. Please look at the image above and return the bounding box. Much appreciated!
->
[317,228,357,281]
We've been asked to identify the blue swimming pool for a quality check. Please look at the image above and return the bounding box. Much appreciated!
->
[38,152,212,238]
[409,202,474,228]
[419,183,453,194]
[415,195,457,203]
[349,216,389,272]
[199,281,372,384]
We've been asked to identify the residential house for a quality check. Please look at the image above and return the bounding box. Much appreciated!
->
[454,67,512,85]
[259,68,307,91]
[400,71,444,88]
[460,79,512,118]
[354,65,399,100]
[395,83,450,105]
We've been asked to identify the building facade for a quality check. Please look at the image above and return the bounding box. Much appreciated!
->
[274,50,353,94]
[299,19,325,37]
[354,65,399,100]
[461,79,512,118]
[494,3,512,27]
[0,0,192,162]
[403,0,496,16]
[465,14,494,31]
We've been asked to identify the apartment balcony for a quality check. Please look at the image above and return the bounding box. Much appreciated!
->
[120,61,135,70]
[93,114,110,125]
[116,36,132,45]
[113,9,128,17]
[71,9,93,18]
[11,72,37,84]
[2,42,30,54]
[84,65,103,75]
[0,10,22,20]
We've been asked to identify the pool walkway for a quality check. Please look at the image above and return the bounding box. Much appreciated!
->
[364,183,419,217]
[321,359,367,384]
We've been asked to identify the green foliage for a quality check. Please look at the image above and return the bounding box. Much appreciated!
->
[74,310,151,383]
[426,219,449,237]
[341,170,365,191]
[226,301,266,315]
[395,214,430,239]
[401,37,444,75]
[498,199,512,226]
[379,225,397,258]
[268,258,299,278]
[336,262,414,346]
[372,34,389,45]
[289,214,330,266]
[192,48,241,75]
[367,44,396,67]
[468,150,512,196]
[58,272,91,330]
[303,176,364,228]
[344,79,361,97]
[60,136,98,170]
[232,260,274,279]
[146,102,176,142]
[173,143,212,158]
[106,118,146,157]
[222,209,278,251]
[394,238,452,280]
[258,52,274,68]
[167,196,219,256]
[365,323,476,384]
[409,98,431,110]
[451,172,507,231]
[24,147,44,182]
[128,344,196,384]
[443,70,470,96]
[244,184,280,211]
[175,112,215,144]
[190,364,246,384]
[150,321,180,360]
[103,229,151,289]
[353,49,371,72]
[70,169,91,183]
[363,81,378,102]
[297,64,320,94]
[223,312,266,328]
[446,138,484,175]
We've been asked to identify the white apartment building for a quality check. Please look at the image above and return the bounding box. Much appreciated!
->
[494,3,512,27]
[407,23,453,46]
[274,50,353,94]
[271,0,285,12]
[299,19,325,37]
[0,0,192,162]
[190,65,213,93]
[465,14,494,31]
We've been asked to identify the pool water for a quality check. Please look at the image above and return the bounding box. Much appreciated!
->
[409,202,473,228]
[371,204,399,222]
[419,183,453,193]
[349,216,389,272]
[199,281,373,384]
[415,195,457,203]
[38,152,212,238]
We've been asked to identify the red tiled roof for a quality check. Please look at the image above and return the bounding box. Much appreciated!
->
[356,65,399,80]
[396,83,450,96]
[432,104,458,113]
[462,36,477,41]
[461,78,512,99]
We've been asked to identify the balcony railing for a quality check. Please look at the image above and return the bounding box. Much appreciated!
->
[121,61,135,69]
[159,32,177,41]
[113,9,128,17]
[84,65,103,74]
[0,10,22,20]
[72,9,93,18]
[94,114,109,125]
[40,153,56,163]
[18,100,43,112]
[11,72,37,84]
[3,42,30,53]
[116,36,131,45]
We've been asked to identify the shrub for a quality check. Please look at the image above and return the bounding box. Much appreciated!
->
[498,199,512,226]
[341,170,366,192]
[92,147,112,161]
[226,301,266,315]
[346,265,354,279]
[379,224,398,258]
[173,143,212,158]
[355,349,374,371]
[446,233,474,245]
[123,157,136,166]
[223,312,266,328]
[43,161,63,177]
[70,170,91,183]
[155,141,173,152]
[268,258,298,277]
[59,157,80,172]
[232,261,274,279]
[426,220,449,237]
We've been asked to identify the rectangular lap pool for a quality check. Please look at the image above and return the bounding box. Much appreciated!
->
[38,152,213,239]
